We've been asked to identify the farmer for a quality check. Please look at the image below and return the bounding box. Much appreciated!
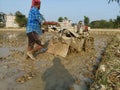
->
[77,21,84,34]
[83,25,90,37]
[26,0,44,60]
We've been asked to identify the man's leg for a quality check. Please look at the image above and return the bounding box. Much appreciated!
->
[31,32,43,53]
[27,32,42,60]
[26,32,36,60]
[26,46,32,59]
[30,44,42,53]
[27,42,37,60]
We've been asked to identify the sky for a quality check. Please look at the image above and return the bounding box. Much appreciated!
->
[0,0,120,23]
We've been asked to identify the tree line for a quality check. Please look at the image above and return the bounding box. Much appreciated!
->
[13,12,120,29]
[58,16,120,29]
[0,11,119,29]
[90,16,120,29]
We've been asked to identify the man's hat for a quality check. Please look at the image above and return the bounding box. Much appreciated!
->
[31,0,41,8]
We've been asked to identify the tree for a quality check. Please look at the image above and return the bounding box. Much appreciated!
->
[84,16,90,26]
[108,19,115,28]
[64,17,68,20]
[116,16,120,28]
[58,17,63,22]
[15,11,27,27]
[108,0,120,4]
[0,12,6,28]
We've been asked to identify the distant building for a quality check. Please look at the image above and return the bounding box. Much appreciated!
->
[5,14,18,28]
[59,19,72,29]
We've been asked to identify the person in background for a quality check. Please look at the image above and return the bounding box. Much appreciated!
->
[77,21,84,35]
[83,25,90,37]
[26,0,45,60]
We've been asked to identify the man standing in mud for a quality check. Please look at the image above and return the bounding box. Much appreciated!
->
[77,21,84,35]
[26,0,44,60]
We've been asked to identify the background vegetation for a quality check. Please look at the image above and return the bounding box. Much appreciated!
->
[15,11,27,27]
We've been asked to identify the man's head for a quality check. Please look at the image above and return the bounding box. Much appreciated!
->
[31,0,41,9]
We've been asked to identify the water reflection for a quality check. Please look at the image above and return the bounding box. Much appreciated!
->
[0,48,10,57]
[0,31,27,58]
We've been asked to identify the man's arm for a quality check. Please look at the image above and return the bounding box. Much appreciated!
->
[34,10,44,24]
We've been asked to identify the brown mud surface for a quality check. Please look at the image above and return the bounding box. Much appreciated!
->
[0,30,116,90]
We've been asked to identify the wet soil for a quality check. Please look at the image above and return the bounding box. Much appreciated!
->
[90,34,120,90]
[0,30,113,90]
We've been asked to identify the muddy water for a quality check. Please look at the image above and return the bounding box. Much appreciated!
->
[0,31,111,90]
